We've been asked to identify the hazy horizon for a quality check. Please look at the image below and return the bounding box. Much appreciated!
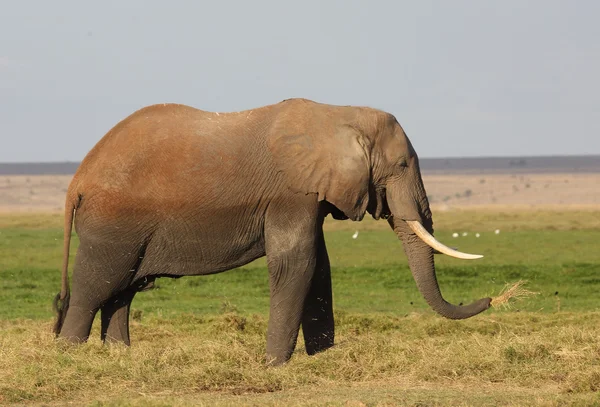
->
[2,1,599,162]
[0,153,599,165]
[2,155,599,177]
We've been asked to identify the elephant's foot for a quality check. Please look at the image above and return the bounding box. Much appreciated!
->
[302,231,335,356]
[302,296,335,355]
[303,326,334,356]
[264,345,296,367]
[58,305,97,343]
[101,290,136,345]
[265,313,304,366]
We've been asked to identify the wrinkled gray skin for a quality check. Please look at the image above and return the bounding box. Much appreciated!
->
[53,98,491,365]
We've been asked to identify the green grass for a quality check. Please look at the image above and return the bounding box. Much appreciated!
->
[1,214,598,320]
[0,210,599,406]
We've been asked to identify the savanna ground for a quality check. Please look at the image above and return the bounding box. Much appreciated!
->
[0,173,599,406]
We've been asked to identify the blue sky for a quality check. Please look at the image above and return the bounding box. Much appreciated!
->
[1,1,598,162]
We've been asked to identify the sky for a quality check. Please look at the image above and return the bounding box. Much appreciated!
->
[1,0,599,162]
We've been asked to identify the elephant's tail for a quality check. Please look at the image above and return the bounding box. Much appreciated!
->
[53,194,77,336]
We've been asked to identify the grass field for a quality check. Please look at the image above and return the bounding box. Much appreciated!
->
[1,209,599,406]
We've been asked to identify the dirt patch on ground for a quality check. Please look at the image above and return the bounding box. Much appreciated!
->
[0,173,599,213]
[426,173,600,210]
[0,175,71,213]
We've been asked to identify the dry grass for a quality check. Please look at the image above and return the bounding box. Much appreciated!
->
[490,280,539,309]
[1,197,599,406]
[1,312,599,406]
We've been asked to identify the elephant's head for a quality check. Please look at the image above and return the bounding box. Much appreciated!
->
[269,99,491,319]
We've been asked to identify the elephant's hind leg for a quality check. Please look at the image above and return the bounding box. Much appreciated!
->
[101,289,136,345]
[301,230,334,355]
[58,241,140,344]
[59,250,102,343]
[58,305,98,344]
[101,278,154,344]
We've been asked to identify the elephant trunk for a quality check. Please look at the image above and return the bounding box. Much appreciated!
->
[387,216,491,319]
[385,156,490,319]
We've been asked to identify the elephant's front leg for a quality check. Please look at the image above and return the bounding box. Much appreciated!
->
[301,230,334,355]
[265,244,317,365]
[264,203,321,365]
[100,289,136,345]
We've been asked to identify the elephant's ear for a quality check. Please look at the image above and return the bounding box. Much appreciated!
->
[268,125,371,221]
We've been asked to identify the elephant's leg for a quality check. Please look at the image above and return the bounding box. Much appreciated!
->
[264,201,321,365]
[302,230,334,355]
[59,242,138,343]
[100,289,136,345]
[58,304,98,343]
[265,250,316,365]
[59,278,104,343]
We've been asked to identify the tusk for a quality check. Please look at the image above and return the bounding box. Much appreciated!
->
[406,220,483,260]
[433,246,458,254]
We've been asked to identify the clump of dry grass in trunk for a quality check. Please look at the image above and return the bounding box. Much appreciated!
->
[490,280,538,309]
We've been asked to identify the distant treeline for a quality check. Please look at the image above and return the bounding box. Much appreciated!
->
[0,155,599,175]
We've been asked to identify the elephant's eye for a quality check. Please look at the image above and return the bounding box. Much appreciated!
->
[398,158,409,168]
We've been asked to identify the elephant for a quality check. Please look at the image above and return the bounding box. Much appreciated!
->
[53,98,490,365]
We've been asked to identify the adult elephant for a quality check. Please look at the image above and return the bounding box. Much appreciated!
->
[53,98,490,365]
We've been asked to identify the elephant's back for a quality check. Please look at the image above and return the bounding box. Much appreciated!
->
[69,103,278,217]
[72,104,202,190]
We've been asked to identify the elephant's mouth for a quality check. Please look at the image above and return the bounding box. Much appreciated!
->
[367,187,391,220]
